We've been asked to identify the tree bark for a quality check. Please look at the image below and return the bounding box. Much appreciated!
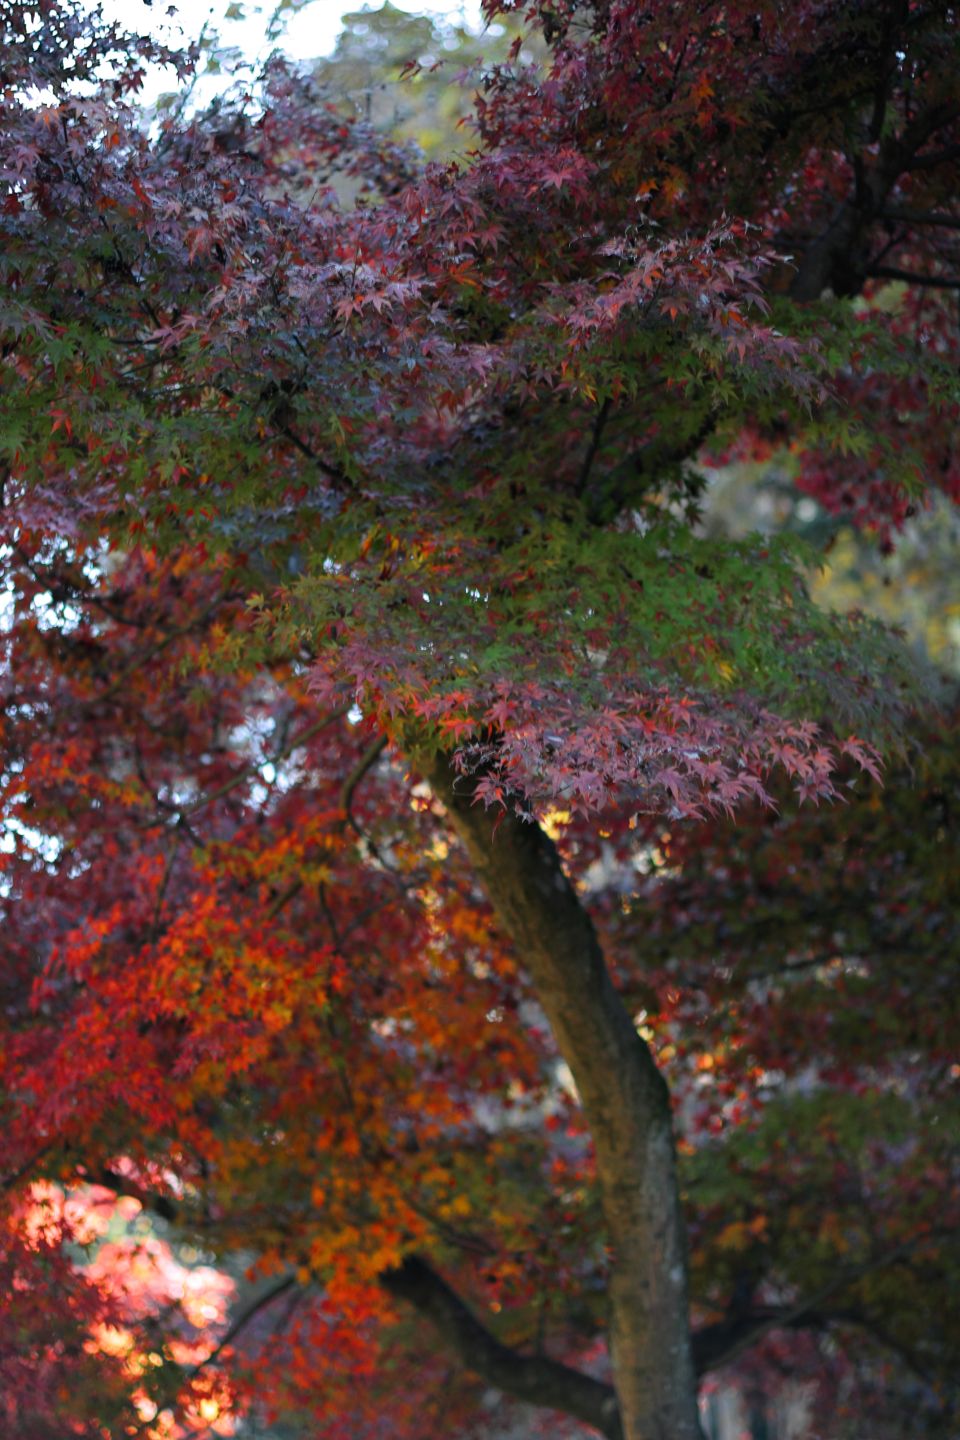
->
[382,1255,624,1439]
[420,751,702,1440]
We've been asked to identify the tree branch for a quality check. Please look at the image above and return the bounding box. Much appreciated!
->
[576,396,612,498]
[188,1274,297,1381]
[691,1237,937,1375]
[381,1254,623,1440]
[339,732,389,833]
[880,206,960,230]
[93,1167,182,1223]
[2,1149,52,1193]
[175,705,351,825]
[584,410,715,524]
[905,142,960,173]
[790,98,960,300]
[866,265,960,290]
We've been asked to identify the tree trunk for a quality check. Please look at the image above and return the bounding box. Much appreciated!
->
[421,752,702,1440]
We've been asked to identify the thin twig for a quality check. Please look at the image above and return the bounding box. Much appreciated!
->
[187,1274,297,1381]
[576,396,612,498]
[175,704,351,825]
[2,1148,52,1193]
[339,733,389,833]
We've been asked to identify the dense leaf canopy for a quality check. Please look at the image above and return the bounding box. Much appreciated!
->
[1,1,958,1437]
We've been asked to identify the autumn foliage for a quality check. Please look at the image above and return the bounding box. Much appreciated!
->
[1,1,959,1437]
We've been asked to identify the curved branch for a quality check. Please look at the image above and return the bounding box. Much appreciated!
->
[339,732,389,832]
[188,1274,298,1381]
[381,1255,623,1440]
[584,409,715,524]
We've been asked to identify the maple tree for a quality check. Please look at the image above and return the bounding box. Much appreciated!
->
[1,1,959,1437]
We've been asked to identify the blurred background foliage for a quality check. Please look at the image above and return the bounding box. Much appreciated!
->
[307,2,534,159]
[702,463,960,681]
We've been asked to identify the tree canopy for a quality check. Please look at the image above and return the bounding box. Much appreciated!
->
[1,2,958,1438]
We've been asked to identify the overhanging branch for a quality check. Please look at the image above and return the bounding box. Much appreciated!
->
[382,1255,623,1440]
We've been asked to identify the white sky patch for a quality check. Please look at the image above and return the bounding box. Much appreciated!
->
[97,0,489,107]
